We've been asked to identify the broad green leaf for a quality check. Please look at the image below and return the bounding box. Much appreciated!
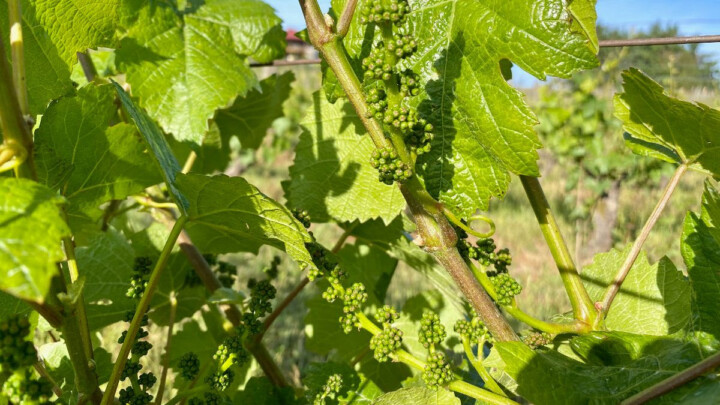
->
[305,243,397,361]
[35,84,159,235]
[216,72,295,149]
[32,0,119,63]
[496,336,705,405]
[0,178,69,302]
[234,377,300,405]
[302,362,360,404]
[614,68,720,176]
[681,182,720,339]
[176,173,317,274]
[287,92,406,224]
[0,292,29,319]
[76,230,135,331]
[401,0,598,218]
[581,244,691,335]
[115,0,284,144]
[113,81,190,215]
[568,0,599,53]
[372,387,460,405]
[39,342,112,401]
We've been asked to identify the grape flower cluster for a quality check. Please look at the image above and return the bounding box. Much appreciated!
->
[313,374,343,405]
[370,148,413,185]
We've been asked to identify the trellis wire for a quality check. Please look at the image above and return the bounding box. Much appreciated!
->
[250,34,720,68]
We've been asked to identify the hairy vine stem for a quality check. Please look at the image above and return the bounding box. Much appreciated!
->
[102,216,188,405]
[335,0,357,38]
[519,176,597,325]
[298,0,519,342]
[599,163,687,318]
[621,350,720,405]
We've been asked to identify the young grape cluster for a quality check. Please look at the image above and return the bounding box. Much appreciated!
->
[292,208,312,229]
[359,0,410,25]
[454,315,491,344]
[490,273,522,306]
[523,331,552,349]
[306,241,341,281]
[313,374,343,405]
[3,368,53,404]
[339,283,368,333]
[360,0,434,182]
[370,326,403,362]
[179,352,200,380]
[418,311,447,350]
[0,315,36,370]
[370,148,413,184]
[422,352,454,389]
[127,256,152,299]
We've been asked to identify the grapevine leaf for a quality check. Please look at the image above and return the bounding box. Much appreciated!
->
[681,182,720,339]
[0,292,29,319]
[496,335,705,405]
[215,71,295,149]
[302,362,360,404]
[568,0,599,53]
[113,81,190,215]
[35,84,160,236]
[371,387,460,405]
[304,243,397,361]
[614,68,720,176]
[234,377,300,405]
[287,92,406,224]
[76,230,135,331]
[175,173,317,274]
[0,178,70,303]
[169,320,219,373]
[581,244,691,335]
[31,0,119,63]
[171,123,230,174]
[395,289,465,355]
[39,343,112,399]
[115,0,285,144]
[398,0,598,218]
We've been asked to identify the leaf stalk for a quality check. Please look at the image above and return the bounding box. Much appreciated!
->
[598,163,687,318]
[519,175,597,324]
[101,215,188,405]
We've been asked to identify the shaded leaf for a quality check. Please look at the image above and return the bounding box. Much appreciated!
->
[287,92,406,224]
[216,71,295,149]
[614,68,720,176]
[681,182,720,339]
[234,377,300,405]
[371,387,460,405]
[35,84,159,236]
[0,178,69,302]
[176,173,317,274]
[568,0,599,53]
[76,230,135,331]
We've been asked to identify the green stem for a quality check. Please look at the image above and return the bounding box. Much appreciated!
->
[62,236,94,361]
[61,309,102,404]
[0,24,34,179]
[599,164,687,318]
[468,262,588,334]
[7,0,29,116]
[519,175,597,325]
[462,336,503,395]
[101,216,188,405]
[299,0,518,342]
[77,51,98,82]
[620,350,720,405]
[154,294,177,405]
[335,0,357,38]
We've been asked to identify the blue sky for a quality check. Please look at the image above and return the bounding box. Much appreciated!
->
[267,0,720,85]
